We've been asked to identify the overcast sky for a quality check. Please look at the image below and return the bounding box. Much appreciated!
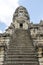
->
[0,0,43,33]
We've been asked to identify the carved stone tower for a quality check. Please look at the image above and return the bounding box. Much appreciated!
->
[13,6,30,30]
[3,6,39,65]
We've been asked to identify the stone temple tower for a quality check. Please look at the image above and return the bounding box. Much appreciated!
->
[13,6,30,30]
[3,6,39,65]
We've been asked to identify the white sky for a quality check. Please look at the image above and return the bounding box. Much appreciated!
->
[0,0,19,26]
[0,30,2,33]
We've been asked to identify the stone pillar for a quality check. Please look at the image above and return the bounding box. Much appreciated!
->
[0,47,4,65]
[38,48,43,65]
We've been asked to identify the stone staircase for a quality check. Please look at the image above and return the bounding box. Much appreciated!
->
[3,29,39,65]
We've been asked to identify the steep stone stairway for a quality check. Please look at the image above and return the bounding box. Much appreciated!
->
[4,29,39,65]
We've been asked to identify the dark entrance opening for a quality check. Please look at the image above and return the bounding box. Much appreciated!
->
[20,23,23,28]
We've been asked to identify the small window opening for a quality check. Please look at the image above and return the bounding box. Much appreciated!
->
[20,23,23,28]
[42,53,43,57]
[42,48,43,57]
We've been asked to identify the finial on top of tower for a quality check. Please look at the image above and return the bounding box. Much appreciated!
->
[13,6,30,21]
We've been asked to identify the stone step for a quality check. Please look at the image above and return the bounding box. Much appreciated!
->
[9,43,34,46]
[8,51,35,54]
[6,54,37,58]
[8,48,35,50]
[9,41,33,44]
[9,47,34,49]
[5,61,38,64]
[8,49,35,52]
[5,63,38,65]
[8,48,35,51]
[7,52,37,55]
[7,51,36,55]
[9,46,34,48]
[6,57,38,61]
[8,47,35,50]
